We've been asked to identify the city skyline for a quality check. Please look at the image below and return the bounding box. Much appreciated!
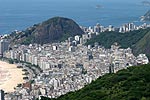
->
[0,0,150,100]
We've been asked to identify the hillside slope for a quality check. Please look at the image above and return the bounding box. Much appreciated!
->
[86,28,150,58]
[40,64,150,100]
[133,30,150,58]
[10,17,84,45]
[141,10,150,21]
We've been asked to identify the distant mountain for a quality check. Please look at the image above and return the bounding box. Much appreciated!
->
[141,10,150,21]
[85,28,150,59]
[10,17,84,45]
[40,64,150,100]
[142,1,150,6]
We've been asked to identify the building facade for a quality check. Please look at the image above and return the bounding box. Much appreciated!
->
[0,90,4,100]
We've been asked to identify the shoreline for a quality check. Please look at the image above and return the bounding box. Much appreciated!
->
[0,60,25,93]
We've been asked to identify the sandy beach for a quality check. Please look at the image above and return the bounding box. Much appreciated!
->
[0,61,25,92]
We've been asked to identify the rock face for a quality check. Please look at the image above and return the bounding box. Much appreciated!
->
[141,10,150,21]
[33,17,84,44]
[142,1,150,6]
[11,17,84,45]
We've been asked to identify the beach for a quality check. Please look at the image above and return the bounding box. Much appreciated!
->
[0,61,25,92]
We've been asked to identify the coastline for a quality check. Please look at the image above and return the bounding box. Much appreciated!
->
[0,60,25,93]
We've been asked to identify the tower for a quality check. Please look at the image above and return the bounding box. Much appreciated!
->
[0,39,9,57]
[109,63,114,73]
[0,90,4,100]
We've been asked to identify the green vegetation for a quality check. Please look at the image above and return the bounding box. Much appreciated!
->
[86,28,150,48]
[86,28,150,59]
[60,33,72,42]
[21,36,33,45]
[9,17,84,45]
[8,58,14,64]
[41,64,150,100]
[0,57,19,64]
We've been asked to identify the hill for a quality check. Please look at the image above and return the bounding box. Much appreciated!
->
[133,30,150,59]
[141,10,150,21]
[142,1,150,6]
[9,17,84,45]
[85,28,150,58]
[40,64,150,100]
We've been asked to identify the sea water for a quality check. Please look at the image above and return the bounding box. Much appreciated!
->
[0,0,149,34]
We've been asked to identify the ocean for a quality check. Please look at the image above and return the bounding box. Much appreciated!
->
[0,0,149,34]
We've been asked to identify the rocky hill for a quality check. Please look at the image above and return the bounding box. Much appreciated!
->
[40,64,150,100]
[142,1,150,6]
[141,10,150,21]
[10,17,84,45]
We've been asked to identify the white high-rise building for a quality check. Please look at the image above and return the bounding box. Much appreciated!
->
[108,25,115,31]
[53,46,58,51]
[0,39,9,57]
[74,35,80,41]
[94,23,101,33]
[0,90,4,100]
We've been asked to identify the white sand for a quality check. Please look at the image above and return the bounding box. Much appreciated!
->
[0,61,25,92]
